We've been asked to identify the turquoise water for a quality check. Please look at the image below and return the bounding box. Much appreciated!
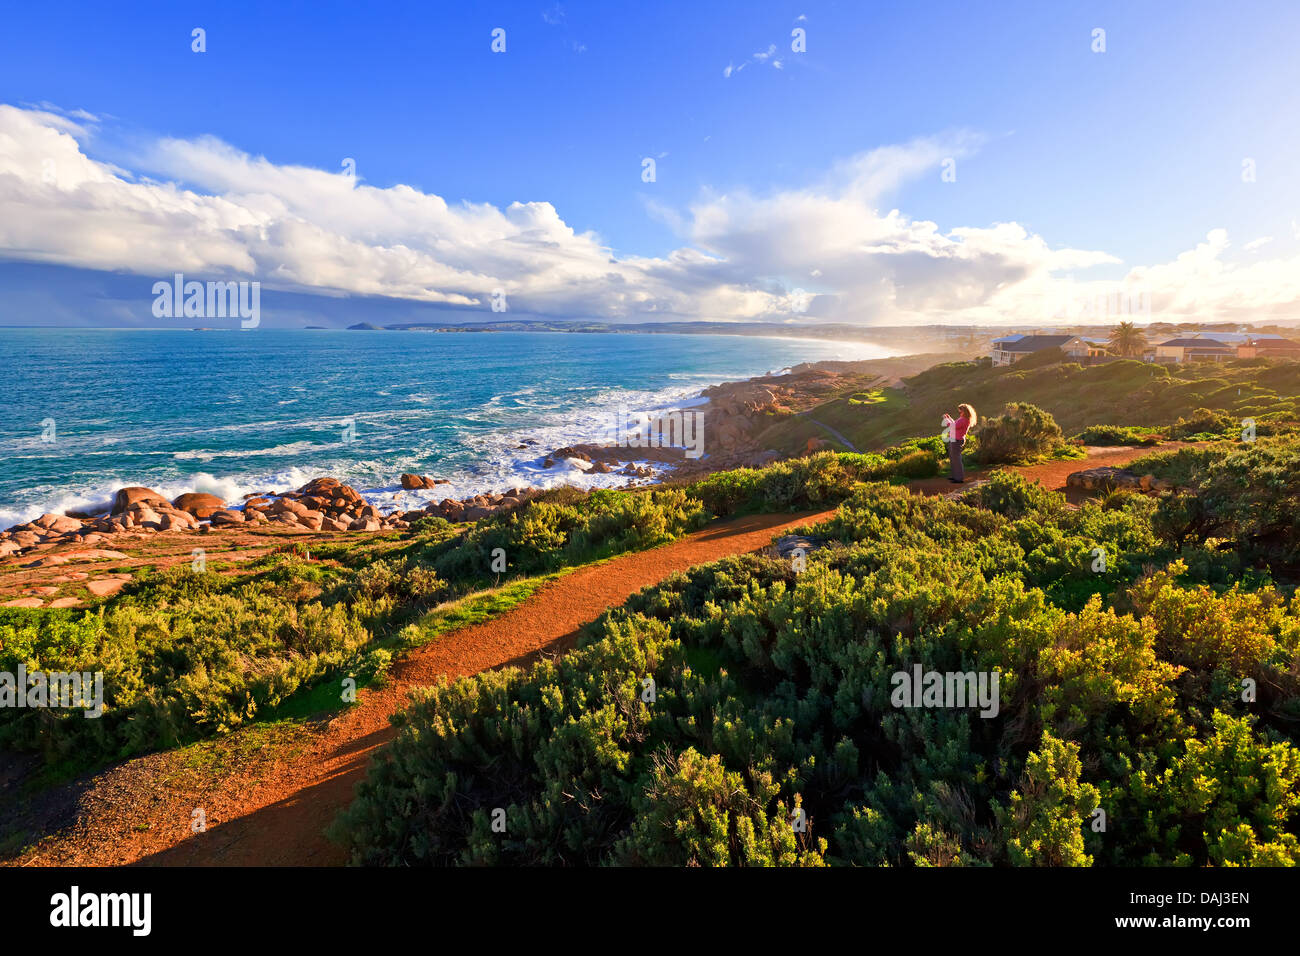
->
[0,328,894,525]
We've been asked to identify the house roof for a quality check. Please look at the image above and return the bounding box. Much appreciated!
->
[999,334,1079,352]
[1253,338,1300,349]
[1190,331,1249,342]
[1158,338,1231,349]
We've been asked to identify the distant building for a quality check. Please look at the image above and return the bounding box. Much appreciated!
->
[1189,331,1251,344]
[991,334,1088,366]
[1154,333,1300,363]
[1237,338,1300,360]
[1155,337,1234,363]
[1078,336,1112,358]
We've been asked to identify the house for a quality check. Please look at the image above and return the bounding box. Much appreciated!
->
[1237,337,1300,360]
[1078,336,1112,358]
[1185,331,1251,345]
[1154,337,1234,363]
[991,334,1088,366]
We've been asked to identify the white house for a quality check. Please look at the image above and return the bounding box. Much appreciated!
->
[991,334,1089,366]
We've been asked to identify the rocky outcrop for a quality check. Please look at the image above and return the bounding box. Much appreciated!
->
[421,488,539,523]
[173,492,225,518]
[33,513,83,535]
[772,534,826,561]
[0,474,434,563]
[400,473,450,490]
[1066,467,1177,493]
[112,486,170,515]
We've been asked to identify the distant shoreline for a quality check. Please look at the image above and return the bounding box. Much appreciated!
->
[7,319,1296,347]
[341,320,902,344]
[0,321,910,347]
[0,322,946,355]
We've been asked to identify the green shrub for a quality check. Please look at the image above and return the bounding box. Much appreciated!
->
[999,732,1099,866]
[1149,436,1300,563]
[1074,424,1162,446]
[893,448,941,479]
[973,402,1067,465]
[408,514,453,536]
[0,581,373,763]
[428,487,707,582]
[884,435,946,460]
[959,470,1066,520]
[1168,407,1235,440]
[686,451,893,517]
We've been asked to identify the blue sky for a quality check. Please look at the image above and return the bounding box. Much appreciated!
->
[1,0,1298,326]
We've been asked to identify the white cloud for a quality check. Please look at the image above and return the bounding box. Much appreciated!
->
[1244,236,1273,251]
[726,43,786,77]
[1,103,1298,326]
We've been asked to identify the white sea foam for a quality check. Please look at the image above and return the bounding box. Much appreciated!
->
[173,441,323,461]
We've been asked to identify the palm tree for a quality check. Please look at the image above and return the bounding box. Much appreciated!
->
[1108,321,1147,358]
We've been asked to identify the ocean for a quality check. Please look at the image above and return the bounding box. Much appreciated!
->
[0,328,896,526]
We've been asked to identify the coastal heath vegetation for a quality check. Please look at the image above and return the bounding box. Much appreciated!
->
[972,402,1071,465]
[337,439,1300,866]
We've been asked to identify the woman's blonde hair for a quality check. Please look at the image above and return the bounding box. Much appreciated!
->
[958,403,977,427]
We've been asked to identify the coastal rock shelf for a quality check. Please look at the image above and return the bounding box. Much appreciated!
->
[0,476,541,560]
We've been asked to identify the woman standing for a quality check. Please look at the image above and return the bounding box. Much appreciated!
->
[941,404,977,483]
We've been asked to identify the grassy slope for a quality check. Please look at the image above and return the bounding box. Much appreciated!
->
[750,354,1300,456]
